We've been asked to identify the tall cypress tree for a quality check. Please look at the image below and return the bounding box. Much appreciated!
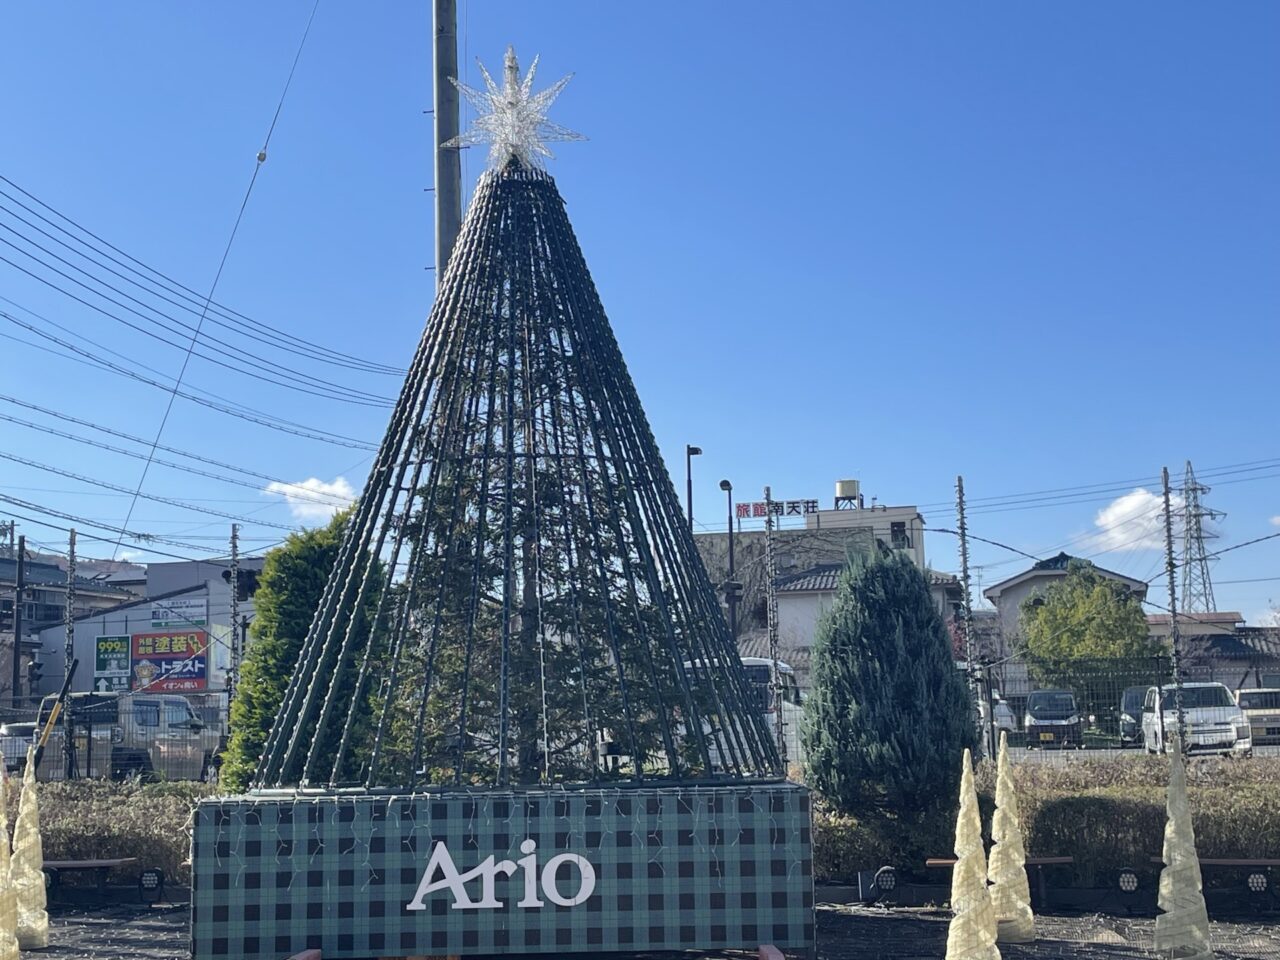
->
[220,512,351,791]
[802,550,976,817]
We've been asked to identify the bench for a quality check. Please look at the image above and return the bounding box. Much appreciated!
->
[1148,857,1280,867]
[43,857,139,892]
[926,856,1074,906]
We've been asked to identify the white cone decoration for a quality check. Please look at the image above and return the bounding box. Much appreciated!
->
[1154,737,1212,960]
[12,748,47,949]
[988,732,1035,944]
[0,770,18,960]
[945,748,1001,960]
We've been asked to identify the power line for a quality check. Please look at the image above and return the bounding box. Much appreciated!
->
[0,237,394,405]
[0,308,376,449]
[112,0,328,560]
[0,408,356,510]
[0,189,400,375]
[0,451,297,532]
[0,391,357,501]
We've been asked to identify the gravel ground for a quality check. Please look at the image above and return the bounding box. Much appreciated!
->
[39,901,1280,959]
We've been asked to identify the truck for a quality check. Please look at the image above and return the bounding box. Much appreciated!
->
[36,690,217,782]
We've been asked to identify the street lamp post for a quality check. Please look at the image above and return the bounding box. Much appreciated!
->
[720,479,737,640]
[685,445,702,532]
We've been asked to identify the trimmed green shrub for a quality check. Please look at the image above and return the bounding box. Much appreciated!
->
[802,551,977,819]
[34,780,217,886]
[813,756,1280,887]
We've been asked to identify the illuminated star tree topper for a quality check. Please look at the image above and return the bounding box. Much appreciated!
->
[447,45,586,168]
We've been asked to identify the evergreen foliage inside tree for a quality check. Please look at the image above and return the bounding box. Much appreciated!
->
[802,550,976,817]
[220,512,355,791]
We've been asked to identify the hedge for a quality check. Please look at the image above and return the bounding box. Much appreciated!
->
[816,756,1280,887]
[32,780,217,887]
[22,756,1280,891]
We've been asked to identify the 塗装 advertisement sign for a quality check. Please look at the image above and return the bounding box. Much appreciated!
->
[131,631,208,692]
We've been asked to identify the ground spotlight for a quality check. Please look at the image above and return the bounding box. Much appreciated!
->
[1118,869,1139,894]
[1247,871,1269,895]
[139,868,165,904]
[874,865,897,893]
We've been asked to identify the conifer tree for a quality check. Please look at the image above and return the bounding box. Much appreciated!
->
[220,512,351,791]
[802,550,977,817]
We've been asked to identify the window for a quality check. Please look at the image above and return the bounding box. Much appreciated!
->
[890,521,910,549]
[1160,686,1233,710]
[165,701,192,728]
[133,702,160,728]
[1238,691,1280,711]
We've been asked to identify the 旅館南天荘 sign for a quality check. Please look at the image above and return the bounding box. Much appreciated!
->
[131,631,208,692]
[735,499,819,520]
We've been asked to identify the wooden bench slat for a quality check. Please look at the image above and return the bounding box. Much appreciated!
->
[926,856,1073,867]
[1148,856,1280,867]
[44,858,138,870]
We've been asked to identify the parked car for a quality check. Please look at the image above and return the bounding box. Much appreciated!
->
[1119,685,1147,748]
[680,657,805,769]
[1235,688,1280,746]
[978,694,1018,736]
[36,691,213,781]
[1023,689,1085,749]
[1141,682,1252,757]
[0,722,36,774]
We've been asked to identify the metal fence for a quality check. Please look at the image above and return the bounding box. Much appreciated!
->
[0,690,226,782]
[976,656,1280,764]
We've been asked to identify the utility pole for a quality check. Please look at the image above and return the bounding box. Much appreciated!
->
[433,0,462,282]
[1161,467,1185,752]
[956,476,987,755]
[228,524,240,704]
[763,486,786,765]
[11,535,25,708]
[64,528,77,780]
[9,537,25,711]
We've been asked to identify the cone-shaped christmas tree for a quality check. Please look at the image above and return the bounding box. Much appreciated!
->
[1154,738,1212,960]
[989,732,1034,944]
[12,750,46,950]
[254,49,777,791]
[0,772,19,960]
[946,749,1000,960]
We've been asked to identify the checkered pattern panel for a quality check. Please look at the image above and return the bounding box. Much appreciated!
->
[191,783,813,959]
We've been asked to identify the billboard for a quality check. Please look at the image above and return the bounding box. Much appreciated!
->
[131,630,208,692]
[94,635,131,693]
[151,597,208,628]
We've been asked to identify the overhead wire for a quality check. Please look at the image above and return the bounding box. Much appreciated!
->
[0,391,356,503]
[0,451,297,532]
[110,0,330,560]
[0,184,402,375]
[0,238,393,405]
[0,308,376,449]
[0,408,356,510]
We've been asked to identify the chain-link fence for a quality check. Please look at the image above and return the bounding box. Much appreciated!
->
[974,656,1279,764]
[0,689,226,782]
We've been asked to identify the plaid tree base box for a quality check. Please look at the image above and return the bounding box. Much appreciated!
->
[191,782,814,959]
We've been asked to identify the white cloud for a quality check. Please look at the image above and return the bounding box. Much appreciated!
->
[1271,516,1280,527]
[265,476,356,524]
[1088,488,1181,553]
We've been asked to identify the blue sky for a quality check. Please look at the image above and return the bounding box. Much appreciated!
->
[0,3,1276,618]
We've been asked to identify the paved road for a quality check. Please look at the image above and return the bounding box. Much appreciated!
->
[42,902,1280,960]
[1008,743,1280,762]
